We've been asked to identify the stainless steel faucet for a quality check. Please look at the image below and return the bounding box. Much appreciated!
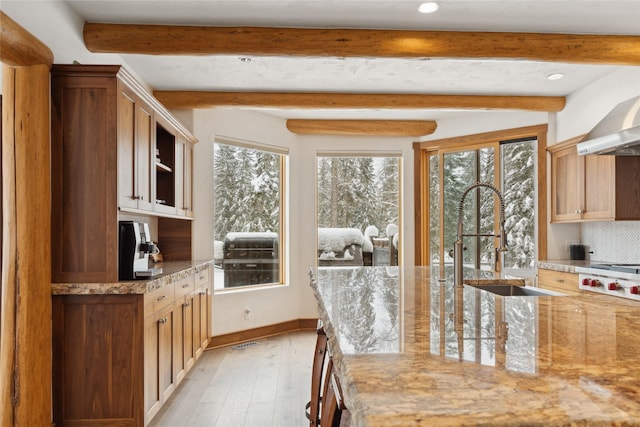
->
[453,182,508,288]
[453,182,508,360]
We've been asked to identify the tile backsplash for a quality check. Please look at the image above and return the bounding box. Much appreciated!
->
[581,221,640,263]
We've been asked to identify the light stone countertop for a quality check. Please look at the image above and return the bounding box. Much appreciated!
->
[51,260,214,295]
[311,266,640,426]
[537,259,610,273]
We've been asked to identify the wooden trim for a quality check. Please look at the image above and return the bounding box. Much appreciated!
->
[207,319,318,349]
[0,66,17,427]
[286,119,437,136]
[546,133,587,153]
[1,64,52,426]
[413,146,428,265]
[537,133,548,261]
[416,124,549,150]
[84,23,640,66]
[0,12,53,67]
[154,91,565,112]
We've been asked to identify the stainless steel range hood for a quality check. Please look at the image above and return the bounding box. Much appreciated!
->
[576,95,640,156]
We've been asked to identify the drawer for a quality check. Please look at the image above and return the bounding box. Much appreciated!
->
[144,283,175,314]
[175,274,195,299]
[538,269,580,295]
[195,267,210,288]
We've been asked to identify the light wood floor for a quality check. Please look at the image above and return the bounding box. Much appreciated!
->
[149,331,316,427]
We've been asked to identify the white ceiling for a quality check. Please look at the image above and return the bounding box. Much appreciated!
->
[36,1,640,120]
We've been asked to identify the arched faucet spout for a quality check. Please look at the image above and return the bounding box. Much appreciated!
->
[453,182,508,288]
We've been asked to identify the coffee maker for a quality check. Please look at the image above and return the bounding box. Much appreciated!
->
[118,221,163,280]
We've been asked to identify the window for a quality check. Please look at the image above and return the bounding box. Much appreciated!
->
[317,154,401,267]
[213,139,287,290]
[427,133,539,275]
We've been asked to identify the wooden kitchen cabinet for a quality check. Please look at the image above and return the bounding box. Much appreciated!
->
[538,269,581,295]
[144,301,177,423]
[52,295,144,427]
[51,65,197,283]
[53,265,212,427]
[118,82,154,211]
[175,137,194,217]
[174,274,196,382]
[195,266,212,355]
[549,136,640,222]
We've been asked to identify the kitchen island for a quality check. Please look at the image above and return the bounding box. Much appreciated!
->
[310,266,640,426]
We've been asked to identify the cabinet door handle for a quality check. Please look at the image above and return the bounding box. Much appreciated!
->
[182,283,190,288]
[157,295,167,301]
[158,317,168,324]
[184,301,191,307]
[575,209,583,214]
[199,275,205,280]
[133,195,144,201]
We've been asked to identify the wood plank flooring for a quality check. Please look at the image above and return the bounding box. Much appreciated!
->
[149,331,316,427]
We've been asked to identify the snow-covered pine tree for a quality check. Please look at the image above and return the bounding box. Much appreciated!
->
[214,144,242,240]
[502,140,536,268]
[377,157,400,236]
[247,150,280,233]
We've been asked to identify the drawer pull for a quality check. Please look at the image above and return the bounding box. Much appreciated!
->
[158,317,168,324]
[157,295,167,301]
[182,283,190,288]
[556,279,565,283]
[199,275,205,280]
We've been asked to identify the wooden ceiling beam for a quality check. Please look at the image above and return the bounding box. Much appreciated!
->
[153,91,566,112]
[0,12,53,67]
[84,23,640,65]
[286,119,437,136]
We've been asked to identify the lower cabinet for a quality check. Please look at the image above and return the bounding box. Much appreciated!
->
[537,269,580,295]
[144,301,178,423]
[53,265,212,427]
[195,267,212,356]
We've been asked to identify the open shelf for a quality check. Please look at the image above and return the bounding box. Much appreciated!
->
[155,123,176,209]
[156,161,173,173]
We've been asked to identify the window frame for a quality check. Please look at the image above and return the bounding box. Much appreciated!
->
[315,150,404,267]
[413,124,548,266]
[212,136,288,292]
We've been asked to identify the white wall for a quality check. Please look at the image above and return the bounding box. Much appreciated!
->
[190,108,418,335]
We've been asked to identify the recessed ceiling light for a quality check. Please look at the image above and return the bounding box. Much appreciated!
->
[547,73,565,81]
[418,2,439,14]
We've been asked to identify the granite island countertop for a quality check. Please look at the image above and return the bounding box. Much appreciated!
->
[51,259,214,295]
[311,266,640,426]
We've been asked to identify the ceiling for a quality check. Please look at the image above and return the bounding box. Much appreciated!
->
[42,1,640,122]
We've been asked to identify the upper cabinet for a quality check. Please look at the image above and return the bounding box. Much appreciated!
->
[549,136,640,223]
[175,136,194,218]
[51,65,197,283]
[118,82,155,212]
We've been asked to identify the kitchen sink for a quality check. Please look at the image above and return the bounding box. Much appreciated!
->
[467,284,565,297]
